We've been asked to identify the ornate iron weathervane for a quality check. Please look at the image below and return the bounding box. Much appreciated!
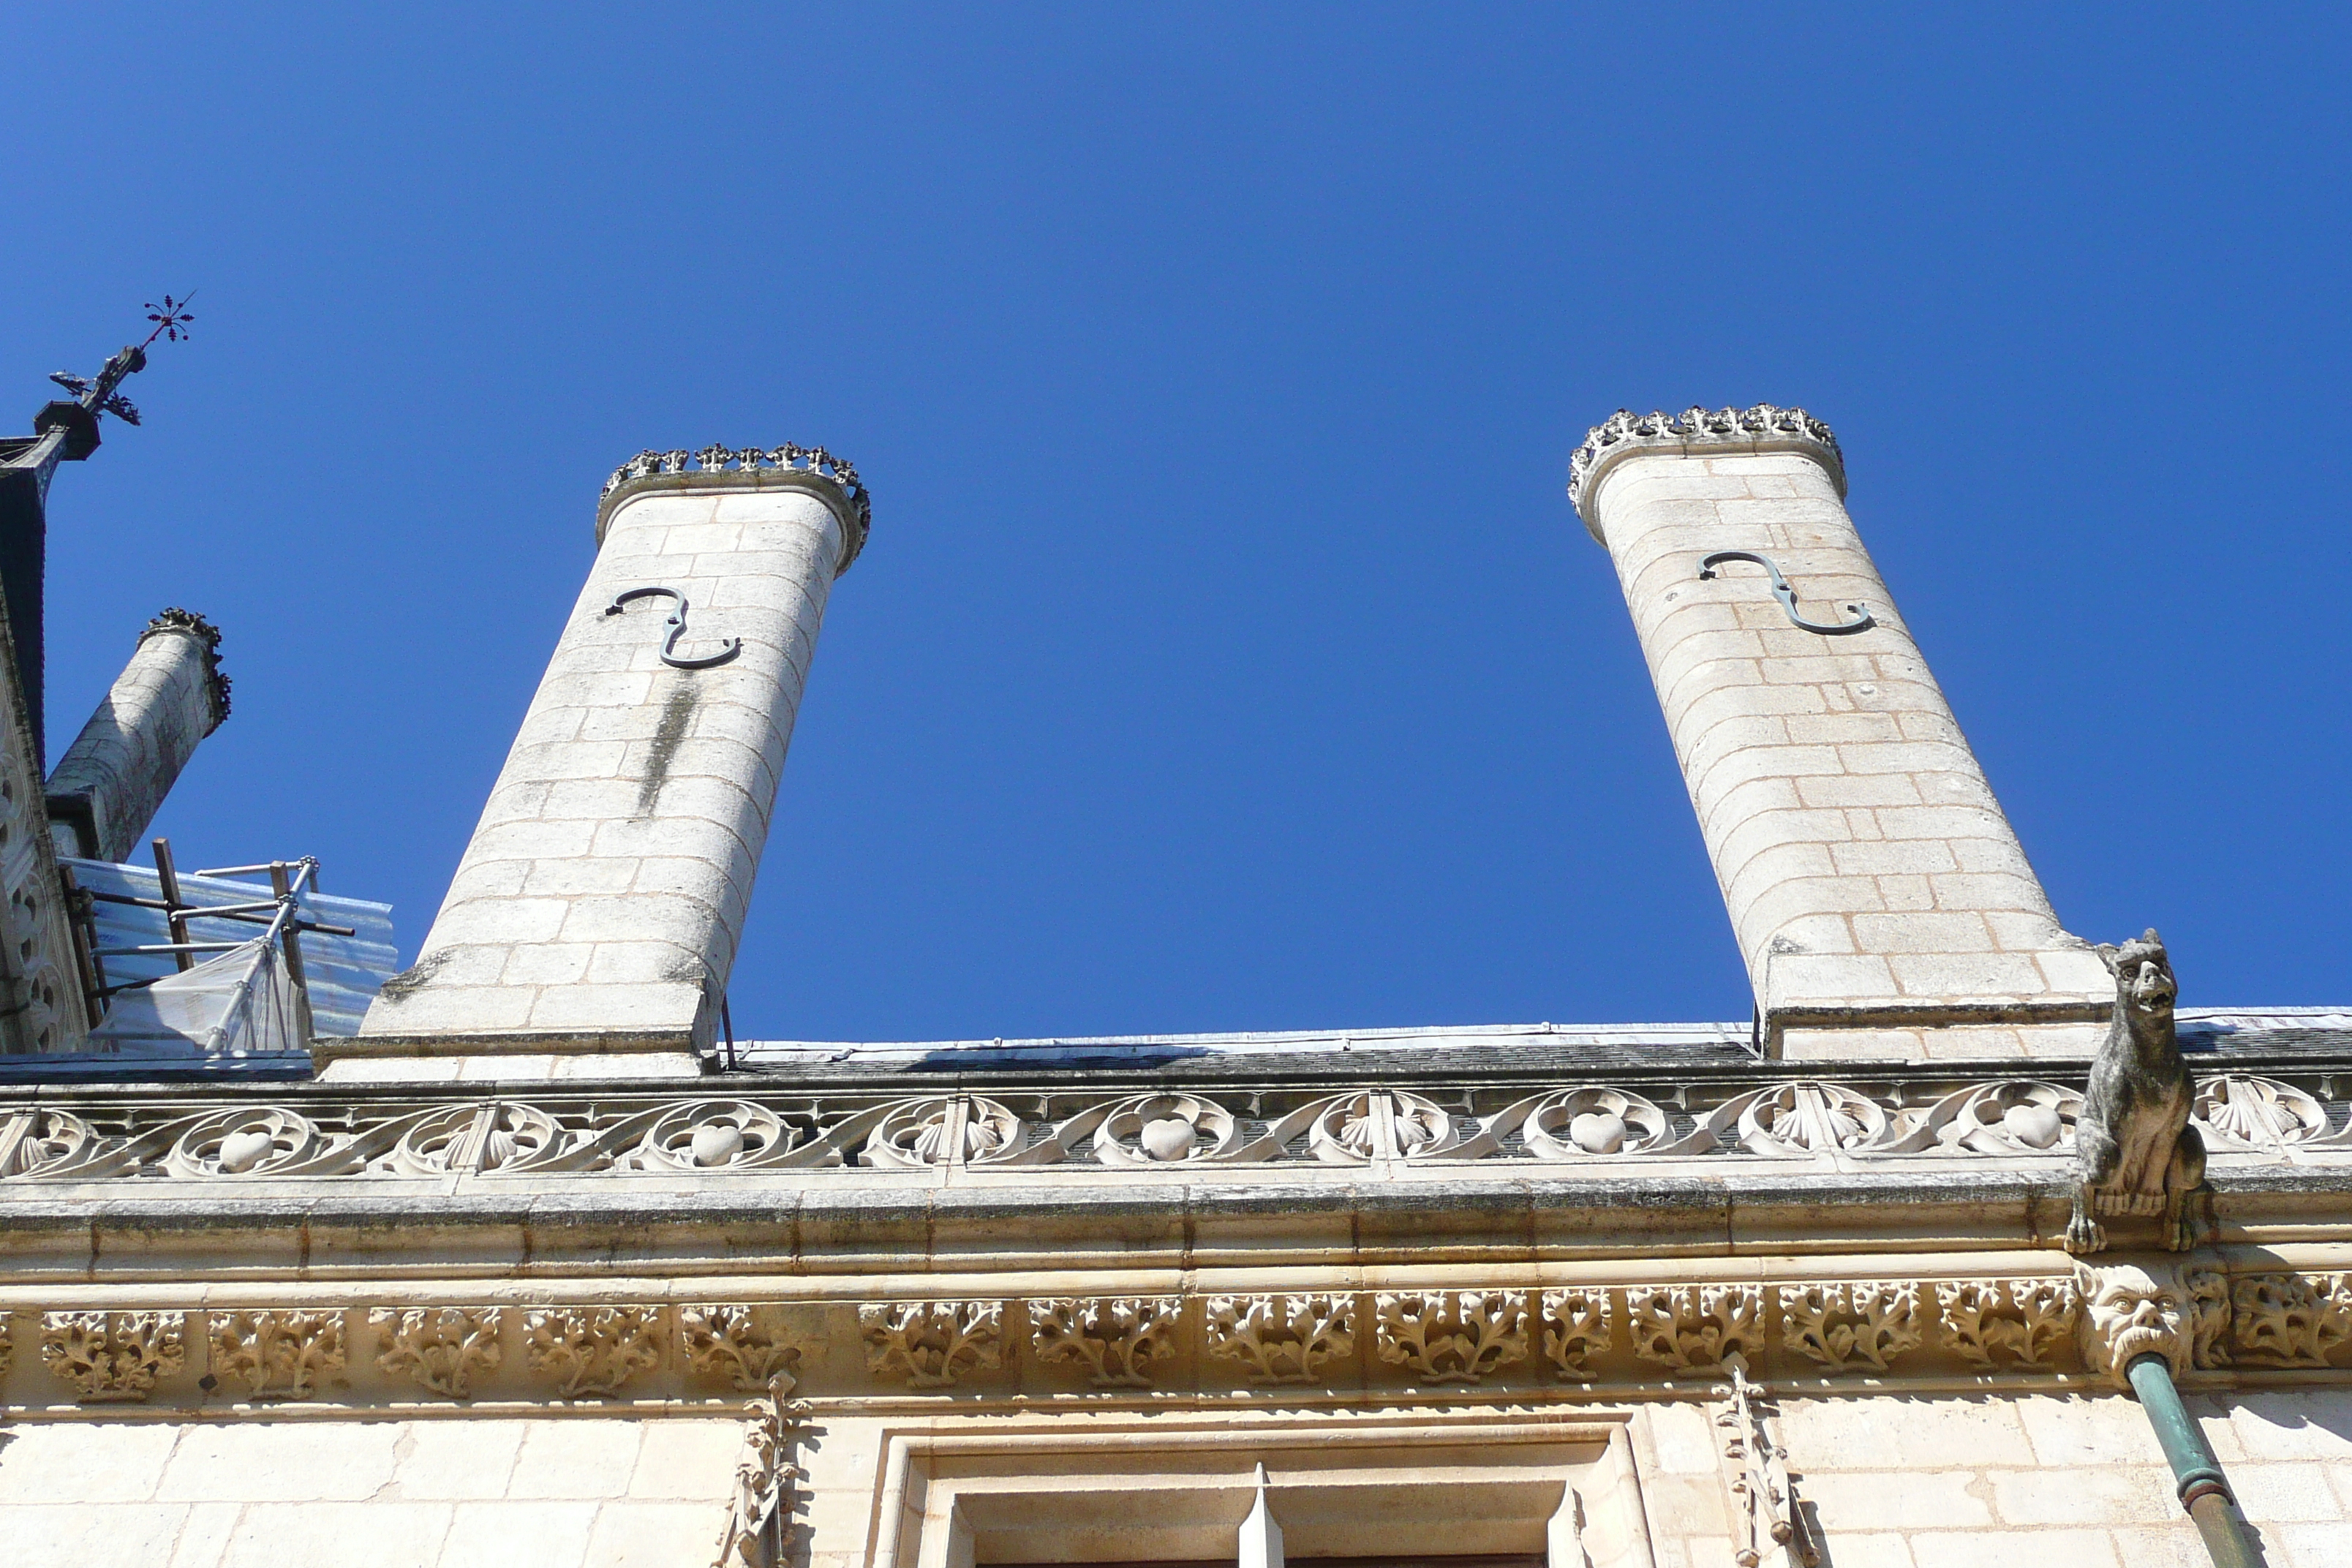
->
[46,293,196,432]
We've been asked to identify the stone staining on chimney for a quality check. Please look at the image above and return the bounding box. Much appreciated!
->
[339,448,870,1078]
[1571,407,2110,1060]
[45,608,231,863]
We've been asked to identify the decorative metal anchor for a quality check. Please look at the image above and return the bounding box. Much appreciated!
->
[604,586,740,669]
[1697,551,1874,636]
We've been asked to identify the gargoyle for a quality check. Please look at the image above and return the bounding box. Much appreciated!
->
[2067,930,2207,1254]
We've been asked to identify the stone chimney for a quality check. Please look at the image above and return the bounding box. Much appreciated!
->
[45,608,231,863]
[1571,406,2108,1060]
[336,446,869,1077]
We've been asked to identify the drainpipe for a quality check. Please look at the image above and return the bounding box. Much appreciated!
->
[2126,1354,2266,1568]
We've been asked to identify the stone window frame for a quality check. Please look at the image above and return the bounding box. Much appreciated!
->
[864,1409,1656,1568]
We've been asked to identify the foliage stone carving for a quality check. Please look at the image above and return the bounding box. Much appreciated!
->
[1539,1288,1613,1378]
[1779,1282,1924,1373]
[1203,1294,1354,1384]
[1934,1279,2077,1369]
[682,1305,813,1392]
[859,1300,1003,1388]
[42,1311,186,1401]
[371,1306,503,1398]
[1627,1285,1763,1373]
[1373,1291,1528,1383]
[2227,1273,2352,1368]
[524,1307,663,1398]
[208,1309,347,1400]
[1030,1297,1181,1387]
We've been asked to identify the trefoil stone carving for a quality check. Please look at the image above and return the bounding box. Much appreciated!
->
[1539,1287,1613,1378]
[682,1304,814,1392]
[1203,1293,1354,1384]
[1627,1284,1763,1373]
[1030,1297,1181,1387]
[525,1306,663,1398]
[1934,1279,2076,1370]
[1779,1282,1923,1373]
[371,1306,503,1398]
[41,1311,186,1401]
[208,1309,347,1400]
[859,1300,1003,1388]
[1374,1290,1528,1383]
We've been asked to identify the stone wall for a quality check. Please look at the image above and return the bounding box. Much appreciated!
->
[0,1417,745,1568]
[1638,1390,2352,1568]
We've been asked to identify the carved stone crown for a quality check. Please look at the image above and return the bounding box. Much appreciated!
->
[140,606,230,725]
[597,444,871,571]
[1567,404,1844,521]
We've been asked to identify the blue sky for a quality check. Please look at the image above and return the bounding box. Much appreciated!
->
[4,7,2347,1040]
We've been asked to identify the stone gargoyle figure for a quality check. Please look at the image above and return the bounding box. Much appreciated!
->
[2066,929,2209,1254]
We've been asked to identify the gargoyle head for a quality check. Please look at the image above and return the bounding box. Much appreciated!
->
[2078,1260,2189,1381]
[2096,928,2176,1022]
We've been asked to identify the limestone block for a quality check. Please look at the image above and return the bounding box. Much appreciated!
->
[627,1420,753,1501]
[214,1503,456,1568]
[1907,1532,2118,1568]
[505,1419,646,1501]
[0,1420,179,1502]
[156,1421,402,1503]
[385,1421,529,1501]
[361,467,859,1056]
[436,1502,600,1568]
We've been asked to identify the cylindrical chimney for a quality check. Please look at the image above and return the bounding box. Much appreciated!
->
[45,608,230,864]
[344,447,868,1069]
[1572,407,2108,1058]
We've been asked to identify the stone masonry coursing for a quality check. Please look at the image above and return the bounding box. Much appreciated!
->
[353,466,859,1060]
[1572,409,2111,1057]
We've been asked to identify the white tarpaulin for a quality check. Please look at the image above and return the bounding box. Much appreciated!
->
[86,937,306,1058]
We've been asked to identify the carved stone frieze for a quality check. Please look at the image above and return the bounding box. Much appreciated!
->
[859,1300,1003,1387]
[1373,1291,1528,1384]
[208,1309,347,1400]
[1628,1285,1763,1373]
[1934,1279,2076,1370]
[41,1311,186,1401]
[1029,1297,1180,1387]
[371,1306,502,1398]
[1203,1293,1354,1384]
[2225,1272,2352,1368]
[1779,1282,1923,1374]
[525,1307,663,1398]
[1539,1287,1613,1378]
[682,1305,815,1393]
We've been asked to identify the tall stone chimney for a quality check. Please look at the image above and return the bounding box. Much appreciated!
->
[45,608,231,862]
[337,446,869,1077]
[1571,406,2108,1060]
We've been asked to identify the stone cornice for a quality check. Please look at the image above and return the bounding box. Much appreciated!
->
[1568,404,1844,527]
[0,1259,2344,1417]
[594,443,871,571]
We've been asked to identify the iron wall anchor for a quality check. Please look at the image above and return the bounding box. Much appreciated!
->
[1697,551,1874,636]
[604,586,741,669]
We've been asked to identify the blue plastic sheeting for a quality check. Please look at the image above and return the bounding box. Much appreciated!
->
[63,858,398,1041]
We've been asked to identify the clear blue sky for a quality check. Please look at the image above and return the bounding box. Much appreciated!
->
[5,7,2347,1040]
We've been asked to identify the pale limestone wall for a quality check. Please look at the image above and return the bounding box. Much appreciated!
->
[358,474,850,1053]
[45,619,225,863]
[0,1417,745,1568]
[1581,446,2109,1044]
[1638,1390,2352,1568]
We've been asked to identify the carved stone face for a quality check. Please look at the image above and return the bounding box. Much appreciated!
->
[2081,1261,2187,1377]
[2103,929,2176,1020]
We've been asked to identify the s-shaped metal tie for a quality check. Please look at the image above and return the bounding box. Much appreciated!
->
[1697,551,1874,636]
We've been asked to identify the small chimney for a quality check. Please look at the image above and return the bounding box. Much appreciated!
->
[339,446,869,1074]
[1571,406,2108,1059]
[45,608,230,863]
